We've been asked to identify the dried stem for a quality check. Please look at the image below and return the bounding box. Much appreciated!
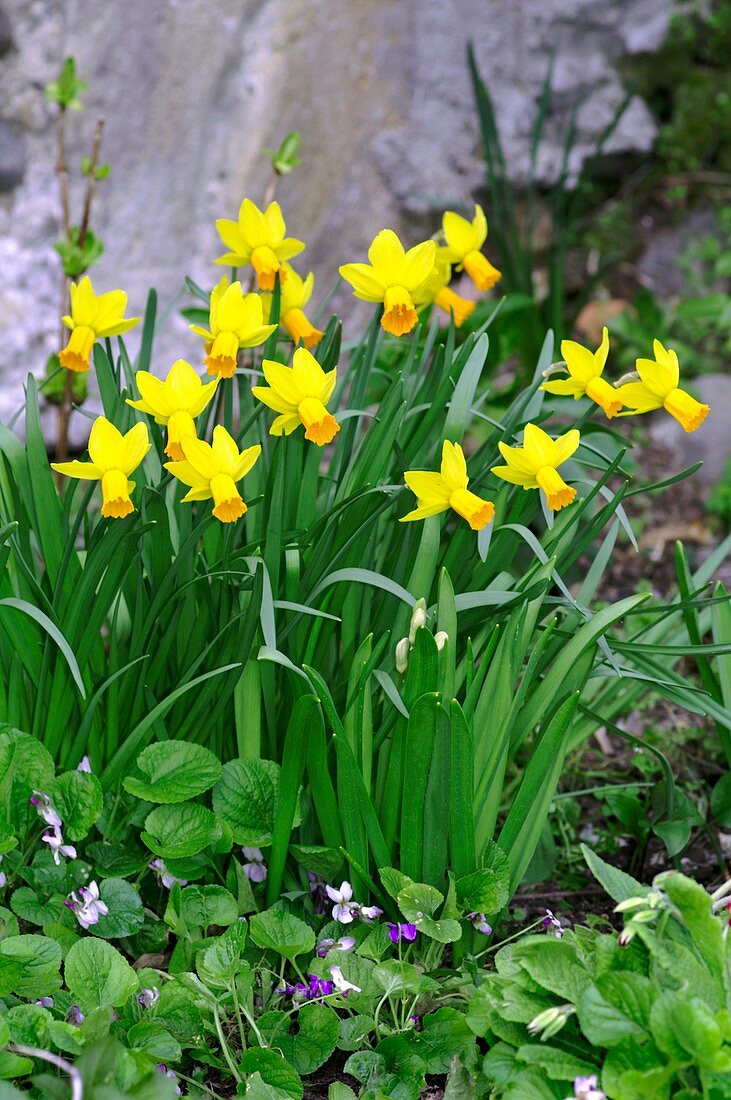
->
[9,1045,83,1099]
[78,116,105,247]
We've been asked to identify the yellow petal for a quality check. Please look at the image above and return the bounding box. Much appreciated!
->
[339,263,385,301]
[402,240,437,291]
[400,501,450,522]
[615,381,661,413]
[50,460,101,480]
[403,470,451,505]
[440,441,468,490]
[497,440,536,476]
[292,346,326,396]
[211,426,240,474]
[179,435,219,479]
[490,464,536,487]
[88,417,124,470]
[239,198,268,247]
[270,412,302,436]
[135,371,175,419]
[442,211,477,258]
[368,229,405,277]
[233,444,262,481]
[522,423,556,467]
[552,428,581,467]
[262,360,305,405]
[119,422,151,475]
[560,339,599,383]
[251,385,296,414]
[541,378,586,398]
[264,201,286,244]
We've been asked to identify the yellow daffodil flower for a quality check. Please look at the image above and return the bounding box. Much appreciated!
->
[401,440,494,530]
[615,339,709,433]
[190,278,276,378]
[439,204,502,292]
[51,417,150,518]
[492,423,579,511]
[252,346,339,445]
[415,258,476,328]
[264,264,323,349]
[541,327,621,419]
[126,359,219,460]
[165,426,261,524]
[59,276,140,373]
[339,229,437,337]
[214,199,305,290]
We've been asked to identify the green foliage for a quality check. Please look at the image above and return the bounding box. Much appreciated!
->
[462,857,731,1099]
[45,57,87,111]
[54,227,104,278]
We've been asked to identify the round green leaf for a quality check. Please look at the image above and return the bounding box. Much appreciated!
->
[249,908,315,961]
[141,803,222,859]
[259,1003,340,1074]
[91,878,145,940]
[65,937,137,1009]
[47,771,103,841]
[212,758,280,845]
[239,1049,303,1100]
[0,934,62,997]
[179,885,238,929]
[124,740,222,804]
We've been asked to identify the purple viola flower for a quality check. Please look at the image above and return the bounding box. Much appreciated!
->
[65,881,109,929]
[326,880,356,923]
[467,911,492,935]
[67,1005,85,1025]
[150,858,187,890]
[35,996,54,1008]
[359,904,383,923]
[138,986,160,1008]
[77,755,92,773]
[30,790,62,830]
[387,922,418,944]
[241,846,267,883]
[316,934,356,958]
[542,908,564,937]
[276,974,335,1002]
[308,872,331,915]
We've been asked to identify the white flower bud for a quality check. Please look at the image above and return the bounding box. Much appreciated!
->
[408,599,427,644]
[527,1003,575,1039]
[395,637,410,674]
[434,630,448,651]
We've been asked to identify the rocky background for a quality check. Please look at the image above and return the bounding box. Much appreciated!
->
[0,0,673,427]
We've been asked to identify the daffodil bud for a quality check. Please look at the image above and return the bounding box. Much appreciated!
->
[434,630,449,651]
[408,599,427,644]
[395,637,410,675]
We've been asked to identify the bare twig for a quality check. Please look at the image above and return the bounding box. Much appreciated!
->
[78,116,105,248]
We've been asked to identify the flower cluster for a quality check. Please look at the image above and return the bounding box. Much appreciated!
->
[277,965,360,1002]
[325,880,383,924]
[52,199,709,535]
[65,880,108,929]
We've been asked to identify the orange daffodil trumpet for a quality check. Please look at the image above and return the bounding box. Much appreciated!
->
[59,276,140,373]
[252,346,339,445]
[264,264,324,349]
[51,417,150,518]
[616,339,709,433]
[190,278,276,378]
[439,204,502,292]
[165,426,261,524]
[126,359,219,461]
[214,199,305,290]
[541,327,621,419]
[492,423,580,512]
[402,441,494,531]
[339,229,437,337]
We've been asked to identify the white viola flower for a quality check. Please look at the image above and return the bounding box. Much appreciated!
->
[241,846,267,883]
[42,827,77,866]
[149,858,187,890]
[35,996,54,1008]
[66,881,108,929]
[329,965,361,995]
[358,904,383,923]
[317,934,356,958]
[564,1075,605,1100]
[30,790,62,830]
[326,880,355,923]
[76,755,92,773]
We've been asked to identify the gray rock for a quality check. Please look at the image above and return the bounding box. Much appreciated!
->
[0,0,672,422]
[0,120,25,191]
[637,211,721,298]
[649,374,731,488]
